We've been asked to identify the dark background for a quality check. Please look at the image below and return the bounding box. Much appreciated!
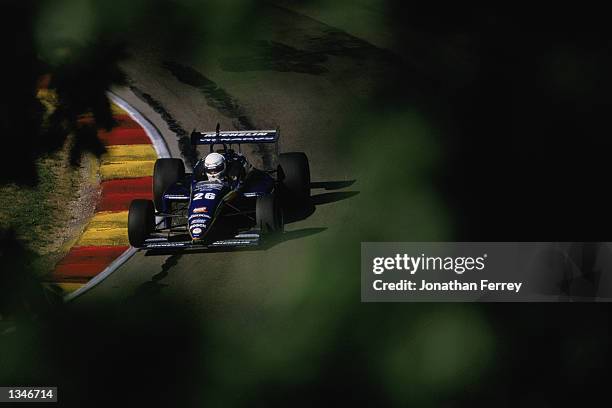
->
[1,1,611,406]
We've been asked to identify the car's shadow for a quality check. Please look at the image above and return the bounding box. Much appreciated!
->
[310,180,356,190]
[311,191,359,205]
[283,179,359,223]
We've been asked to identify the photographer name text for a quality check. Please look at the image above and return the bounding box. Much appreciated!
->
[373,279,522,293]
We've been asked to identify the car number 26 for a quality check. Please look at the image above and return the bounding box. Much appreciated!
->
[193,192,216,200]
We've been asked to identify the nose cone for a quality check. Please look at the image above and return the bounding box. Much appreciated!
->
[188,181,227,240]
[188,211,210,239]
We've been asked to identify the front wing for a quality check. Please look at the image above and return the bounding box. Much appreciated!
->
[139,230,260,250]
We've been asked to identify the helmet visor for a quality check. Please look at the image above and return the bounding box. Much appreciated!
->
[206,162,225,175]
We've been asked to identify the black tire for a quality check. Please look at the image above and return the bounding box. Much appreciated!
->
[256,194,283,234]
[279,152,310,198]
[128,199,155,248]
[153,158,185,211]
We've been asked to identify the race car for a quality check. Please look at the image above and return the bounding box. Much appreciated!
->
[127,126,310,249]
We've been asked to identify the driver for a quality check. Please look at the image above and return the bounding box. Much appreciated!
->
[203,152,227,182]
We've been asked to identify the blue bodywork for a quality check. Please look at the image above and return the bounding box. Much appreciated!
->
[159,153,276,243]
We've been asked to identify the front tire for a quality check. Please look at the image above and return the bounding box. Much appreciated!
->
[153,158,185,211]
[256,194,283,234]
[128,199,155,248]
[279,152,310,198]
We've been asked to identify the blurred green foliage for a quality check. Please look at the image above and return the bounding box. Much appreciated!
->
[2,1,612,407]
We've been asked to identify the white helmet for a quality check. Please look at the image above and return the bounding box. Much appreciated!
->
[204,152,226,180]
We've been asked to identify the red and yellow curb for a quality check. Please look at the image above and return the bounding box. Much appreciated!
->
[50,103,158,295]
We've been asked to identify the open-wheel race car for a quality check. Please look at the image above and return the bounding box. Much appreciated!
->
[127,126,310,249]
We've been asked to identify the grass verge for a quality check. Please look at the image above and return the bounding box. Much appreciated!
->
[0,92,100,278]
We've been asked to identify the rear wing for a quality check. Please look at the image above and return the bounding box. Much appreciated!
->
[191,129,278,145]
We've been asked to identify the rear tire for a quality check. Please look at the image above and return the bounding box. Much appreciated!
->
[153,158,185,211]
[128,199,155,248]
[279,152,310,198]
[256,194,283,234]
